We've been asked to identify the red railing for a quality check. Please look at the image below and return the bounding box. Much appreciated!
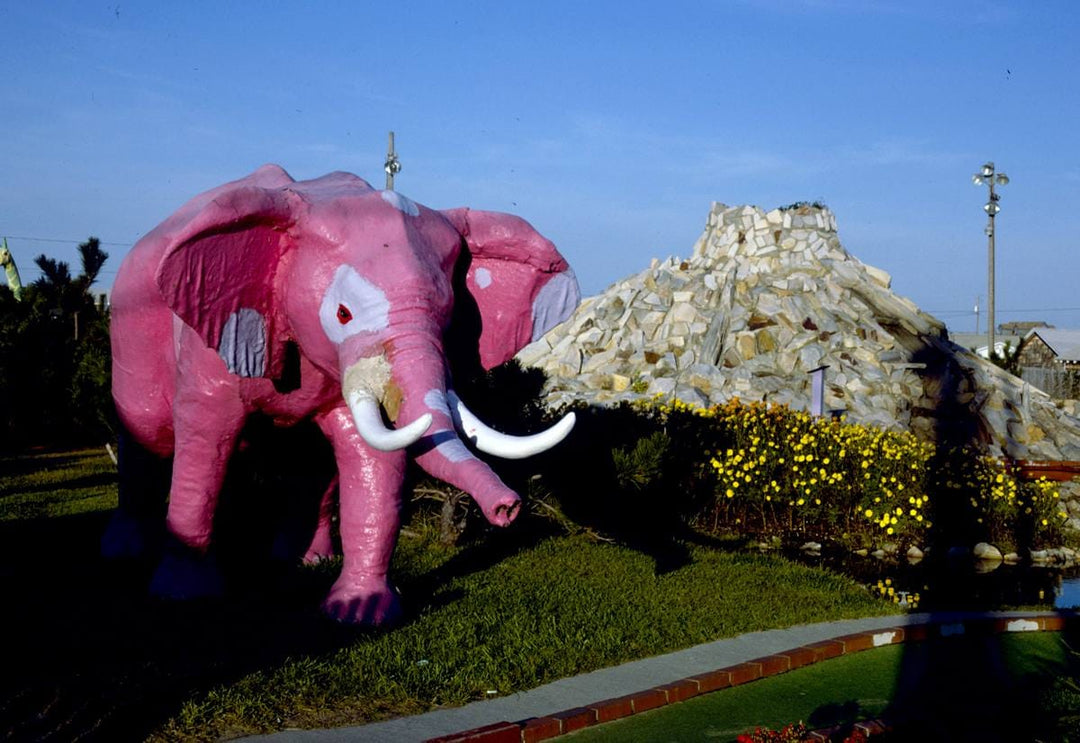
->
[1008,460,1080,482]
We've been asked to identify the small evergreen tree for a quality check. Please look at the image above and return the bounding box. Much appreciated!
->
[0,238,113,447]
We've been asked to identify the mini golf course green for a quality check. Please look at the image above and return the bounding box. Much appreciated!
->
[564,631,1079,742]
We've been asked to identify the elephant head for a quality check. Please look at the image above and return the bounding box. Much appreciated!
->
[146,164,578,529]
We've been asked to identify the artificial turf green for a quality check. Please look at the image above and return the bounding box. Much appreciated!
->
[565,632,1076,742]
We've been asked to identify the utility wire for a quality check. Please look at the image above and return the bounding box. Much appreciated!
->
[1,235,134,247]
[2,235,130,280]
[929,307,1080,314]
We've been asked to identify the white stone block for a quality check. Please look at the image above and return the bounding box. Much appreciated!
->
[1005,619,1039,632]
[872,630,901,647]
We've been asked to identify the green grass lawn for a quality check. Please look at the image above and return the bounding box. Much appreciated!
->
[566,631,1080,742]
[0,447,119,520]
[1,447,901,741]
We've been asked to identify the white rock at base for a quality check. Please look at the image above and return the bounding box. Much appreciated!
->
[973,542,1003,561]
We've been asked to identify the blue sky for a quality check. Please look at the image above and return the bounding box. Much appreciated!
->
[2,1,1079,333]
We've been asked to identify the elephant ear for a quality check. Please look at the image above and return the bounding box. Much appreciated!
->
[442,208,580,370]
[154,164,301,381]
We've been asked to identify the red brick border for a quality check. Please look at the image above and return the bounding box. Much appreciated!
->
[424,613,1076,742]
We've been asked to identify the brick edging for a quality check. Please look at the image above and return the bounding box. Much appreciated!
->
[424,614,1073,743]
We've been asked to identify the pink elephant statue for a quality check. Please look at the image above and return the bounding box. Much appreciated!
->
[106,164,579,624]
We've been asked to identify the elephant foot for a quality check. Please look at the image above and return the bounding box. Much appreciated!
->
[100,510,147,559]
[303,545,337,565]
[150,549,225,600]
[302,529,337,565]
[321,575,401,625]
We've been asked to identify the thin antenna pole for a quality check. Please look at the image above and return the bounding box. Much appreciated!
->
[384,131,401,190]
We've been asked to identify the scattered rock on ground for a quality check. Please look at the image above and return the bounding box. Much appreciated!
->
[973,542,1004,561]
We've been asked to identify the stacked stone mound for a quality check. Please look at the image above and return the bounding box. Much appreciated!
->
[517,202,1080,461]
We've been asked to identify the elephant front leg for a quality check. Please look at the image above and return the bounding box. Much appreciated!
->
[317,407,408,625]
[150,374,246,599]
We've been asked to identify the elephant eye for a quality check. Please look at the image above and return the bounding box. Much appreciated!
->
[336,304,353,324]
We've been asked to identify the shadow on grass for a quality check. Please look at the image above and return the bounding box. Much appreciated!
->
[877,334,1080,740]
[0,471,120,500]
[0,452,100,477]
[0,505,361,742]
[0,433,557,741]
[788,621,1080,743]
[807,700,870,732]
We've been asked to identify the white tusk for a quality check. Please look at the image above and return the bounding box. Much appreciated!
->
[346,389,433,451]
[447,390,575,459]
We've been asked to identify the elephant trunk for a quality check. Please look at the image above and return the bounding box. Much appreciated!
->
[339,331,518,525]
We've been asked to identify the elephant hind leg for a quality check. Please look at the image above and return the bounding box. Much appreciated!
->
[302,476,339,564]
[150,373,246,599]
[101,430,172,560]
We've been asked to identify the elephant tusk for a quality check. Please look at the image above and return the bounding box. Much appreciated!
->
[347,389,433,451]
[446,390,575,460]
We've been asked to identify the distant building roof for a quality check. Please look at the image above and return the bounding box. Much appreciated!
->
[999,320,1052,335]
[951,333,1021,359]
[1025,328,1080,363]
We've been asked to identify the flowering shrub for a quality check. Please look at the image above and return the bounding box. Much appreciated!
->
[873,577,920,609]
[736,722,867,743]
[734,725,868,743]
[629,396,1069,551]
[736,722,807,743]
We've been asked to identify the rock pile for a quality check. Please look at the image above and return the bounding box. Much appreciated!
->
[518,202,1080,464]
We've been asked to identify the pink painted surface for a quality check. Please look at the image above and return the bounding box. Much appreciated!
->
[110,164,579,624]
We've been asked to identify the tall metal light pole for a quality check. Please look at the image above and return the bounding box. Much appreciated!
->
[973,162,1009,359]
